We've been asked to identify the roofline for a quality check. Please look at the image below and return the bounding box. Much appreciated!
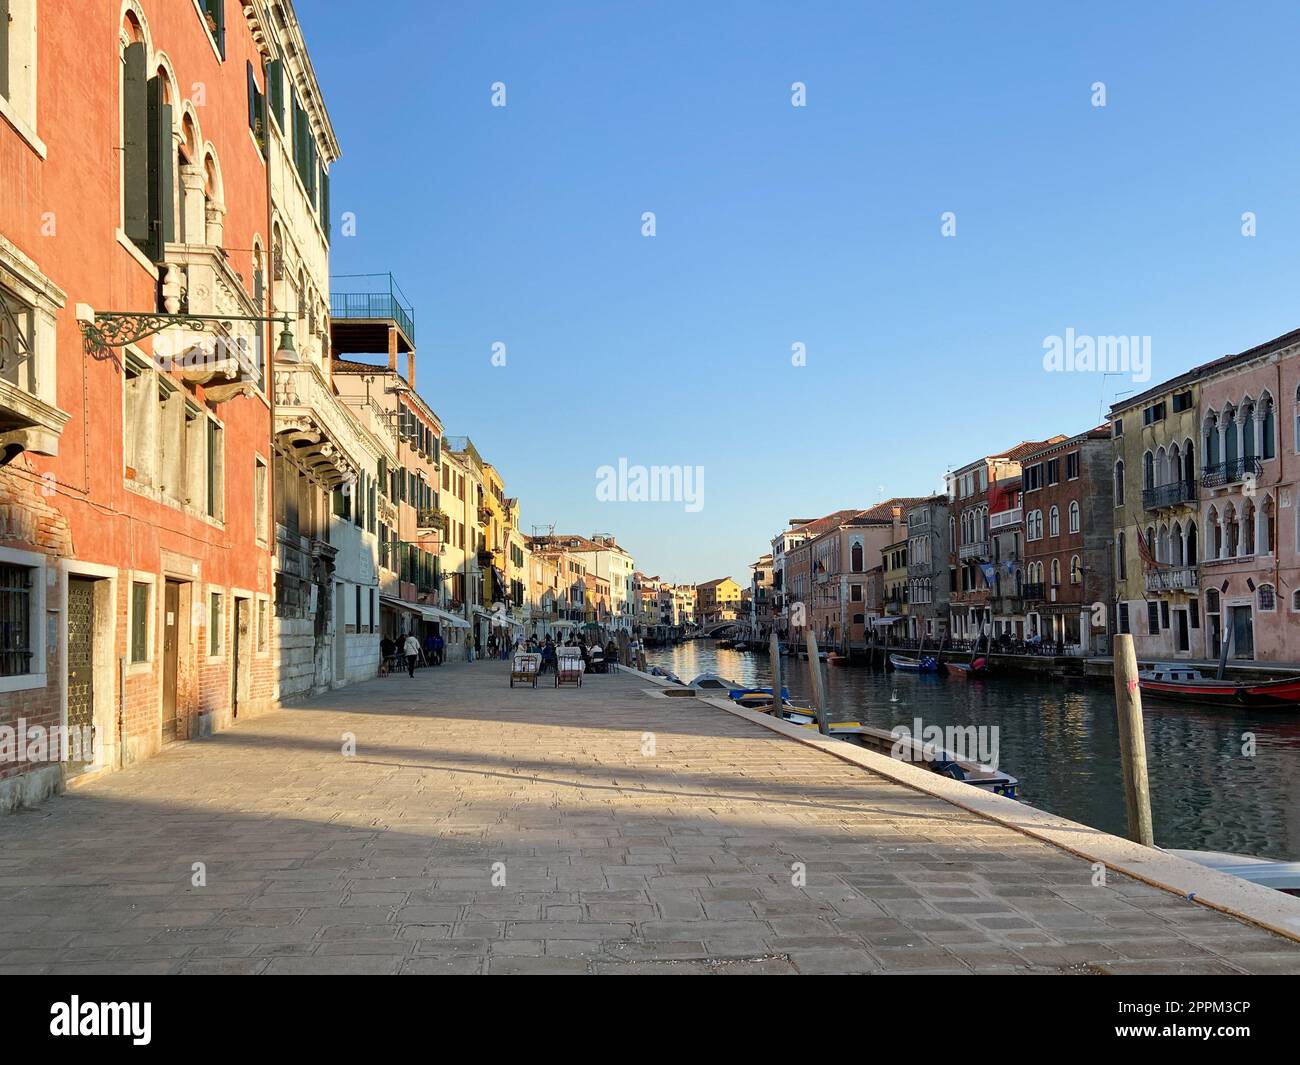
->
[1108,326,1300,417]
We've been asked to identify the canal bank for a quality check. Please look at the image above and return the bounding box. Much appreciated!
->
[646,643,1300,861]
[1,661,1297,973]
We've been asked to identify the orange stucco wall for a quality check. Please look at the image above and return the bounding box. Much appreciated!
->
[0,1,274,800]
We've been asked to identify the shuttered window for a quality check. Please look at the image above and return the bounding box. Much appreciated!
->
[246,60,267,155]
[122,42,149,253]
[0,0,10,101]
[130,582,150,663]
[200,0,225,59]
[268,58,284,129]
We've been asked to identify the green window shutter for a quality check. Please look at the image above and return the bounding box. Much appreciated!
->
[145,75,174,262]
[211,0,226,59]
[268,58,284,129]
[320,166,330,241]
[0,0,10,100]
[122,42,149,251]
[247,61,257,130]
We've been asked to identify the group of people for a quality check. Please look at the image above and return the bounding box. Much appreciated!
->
[380,628,627,678]
[512,634,621,674]
[379,631,444,678]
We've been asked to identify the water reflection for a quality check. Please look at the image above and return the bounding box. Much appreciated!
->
[647,642,1300,860]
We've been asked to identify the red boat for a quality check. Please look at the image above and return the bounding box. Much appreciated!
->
[945,657,987,677]
[1138,665,1300,708]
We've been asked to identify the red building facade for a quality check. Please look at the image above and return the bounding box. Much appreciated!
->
[0,1,277,809]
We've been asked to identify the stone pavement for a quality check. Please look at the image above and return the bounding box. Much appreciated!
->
[1,662,1298,974]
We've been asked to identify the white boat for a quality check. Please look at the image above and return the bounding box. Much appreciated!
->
[1166,849,1300,895]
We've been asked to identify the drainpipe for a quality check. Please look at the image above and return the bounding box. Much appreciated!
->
[117,655,126,769]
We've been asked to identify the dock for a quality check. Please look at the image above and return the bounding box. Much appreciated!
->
[1,663,1298,974]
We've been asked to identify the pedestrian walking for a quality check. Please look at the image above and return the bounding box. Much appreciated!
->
[403,633,422,678]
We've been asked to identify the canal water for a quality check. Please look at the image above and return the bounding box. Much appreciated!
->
[645,641,1300,861]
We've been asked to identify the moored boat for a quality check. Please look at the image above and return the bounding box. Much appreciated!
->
[890,653,939,673]
[945,657,988,677]
[1166,849,1300,895]
[1138,665,1300,708]
[827,653,849,667]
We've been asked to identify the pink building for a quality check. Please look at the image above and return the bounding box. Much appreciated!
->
[1197,329,1300,661]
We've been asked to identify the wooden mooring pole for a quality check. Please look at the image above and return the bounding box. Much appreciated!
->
[805,628,830,735]
[769,631,784,720]
[1111,634,1154,847]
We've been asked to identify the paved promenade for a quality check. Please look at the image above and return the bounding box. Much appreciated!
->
[1,663,1298,974]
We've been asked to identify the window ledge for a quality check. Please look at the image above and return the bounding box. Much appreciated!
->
[0,96,47,159]
[115,228,160,280]
[0,672,47,694]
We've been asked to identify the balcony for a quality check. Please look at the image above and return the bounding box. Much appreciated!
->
[1201,457,1262,489]
[477,504,493,526]
[1145,566,1198,593]
[1021,582,1046,602]
[330,273,415,353]
[1143,479,1197,511]
[959,540,991,561]
[273,360,365,487]
[989,508,1022,531]
[417,507,449,533]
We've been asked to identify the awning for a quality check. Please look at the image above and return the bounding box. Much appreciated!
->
[422,605,469,629]
[380,594,420,615]
[870,616,903,627]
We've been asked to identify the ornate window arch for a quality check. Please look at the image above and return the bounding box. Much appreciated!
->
[1068,500,1080,534]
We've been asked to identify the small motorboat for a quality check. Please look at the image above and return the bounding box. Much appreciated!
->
[1139,665,1300,708]
[835,723,1020,799]
[945,657,988,677]
[1167,849,1300,896]
[827,653,849,667]
[890,653,939,673]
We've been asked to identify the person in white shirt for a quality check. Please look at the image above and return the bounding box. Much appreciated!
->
[402,633,422,678]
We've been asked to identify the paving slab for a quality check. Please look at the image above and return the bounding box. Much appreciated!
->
[0,661,1297,974]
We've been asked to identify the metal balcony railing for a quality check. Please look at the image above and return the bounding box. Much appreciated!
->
[1201,457,1262,489]
[959,540,991,561]
[1021,582,1046,602]
[330,273,415,344]
[1143,479,1198,511]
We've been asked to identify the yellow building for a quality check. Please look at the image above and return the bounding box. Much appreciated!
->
[696,577,743,623]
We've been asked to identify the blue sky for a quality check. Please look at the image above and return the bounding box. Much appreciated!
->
[300,0,1300,584]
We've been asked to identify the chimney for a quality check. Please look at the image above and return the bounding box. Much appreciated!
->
[407,350,416,388]
[387,326,398,372]
[891,505,903,540]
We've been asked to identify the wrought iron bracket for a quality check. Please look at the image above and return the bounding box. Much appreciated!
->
[77,307,293,356]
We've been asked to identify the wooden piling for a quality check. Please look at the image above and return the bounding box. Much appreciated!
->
[1111,634,1154,847]
[769,632,783,720]
[805,628,830,735]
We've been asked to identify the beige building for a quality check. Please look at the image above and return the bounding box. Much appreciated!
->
[696,576,743,623]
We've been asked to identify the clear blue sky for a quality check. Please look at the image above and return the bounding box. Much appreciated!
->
[299,0,1300,584]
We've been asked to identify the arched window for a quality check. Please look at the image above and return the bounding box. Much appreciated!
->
[851,540,863,573]
[1261,393,1276,459]
[1116,531,1126,580]
[1224,405,1239,464]
[1183,438,1195,483]
[1050,558,1061,587]
[1143,451,1154,490]
[1070,555,1082,584]
[1114,460,1125,499]
[1048,506,1059,537]
[1292,588,1300,612]
[1205,412,1220,467]
[1187,520,1198,565]
[1068,500,1080,534]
